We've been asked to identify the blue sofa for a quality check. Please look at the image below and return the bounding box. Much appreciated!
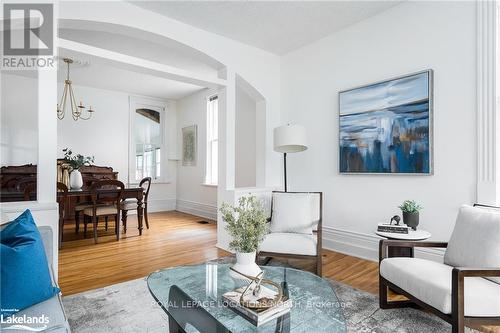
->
[1,226,71,333]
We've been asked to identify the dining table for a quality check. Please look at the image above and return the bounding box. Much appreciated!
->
[57,185,145,245]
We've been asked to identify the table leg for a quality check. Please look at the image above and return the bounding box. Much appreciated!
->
[58,203,64,249]
[122,209,128,234]
[137,198,144,236]
[168,315,185,333]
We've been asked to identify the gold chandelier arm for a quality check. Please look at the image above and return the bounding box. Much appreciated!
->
[69,83,79,121]
[60,83,69,119]
[57,83,67,120]
[57,58,93,121]
[59,83,67,110]
[78,110,93,120]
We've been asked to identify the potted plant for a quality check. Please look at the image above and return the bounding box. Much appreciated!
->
[220,196,268,280]
[62,148,94,190]
[398,200,423,230]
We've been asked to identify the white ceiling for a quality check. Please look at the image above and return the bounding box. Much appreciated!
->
[131,1,401,55]
[58,22,223,77]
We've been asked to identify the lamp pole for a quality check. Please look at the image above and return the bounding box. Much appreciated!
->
[283,152,288,192]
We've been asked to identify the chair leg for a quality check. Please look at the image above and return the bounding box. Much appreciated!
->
[83,215,88,238]
[115,214,120,241]
[316,254,323,277]
[75,211,80,234]
[451,316,465,333]
[93,216,98,244]
[379,277,389,309]
[451,270,465,333]
[58,213,64,250]
[144,203,149,229]
[105,216,108,231]
[122,209,128,234]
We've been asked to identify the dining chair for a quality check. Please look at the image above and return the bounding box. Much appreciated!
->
[120,177,151,233]
[83,179,124,244]
[75,199,93,234]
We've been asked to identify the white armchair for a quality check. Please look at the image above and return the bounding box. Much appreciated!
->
[258,191,323,276]
[379,204,500,333]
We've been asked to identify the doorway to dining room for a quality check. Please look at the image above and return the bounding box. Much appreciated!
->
[49,16,231,249]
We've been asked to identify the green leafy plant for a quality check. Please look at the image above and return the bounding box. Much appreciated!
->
[398,200,423,213]
[220,196,268,253]
[62,148,94,170]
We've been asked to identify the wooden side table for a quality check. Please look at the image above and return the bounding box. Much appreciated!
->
[375,229,431,257]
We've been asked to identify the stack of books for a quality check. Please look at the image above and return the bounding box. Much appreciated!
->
[377,222,411,234]
[222,285,292,326]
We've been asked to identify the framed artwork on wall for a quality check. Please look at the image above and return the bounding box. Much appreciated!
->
[182,125,197,166]
[339,69,433,174]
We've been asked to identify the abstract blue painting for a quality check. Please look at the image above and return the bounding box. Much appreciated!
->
[339,70,432,174]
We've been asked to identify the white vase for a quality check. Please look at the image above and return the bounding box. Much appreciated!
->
[230,251,262,281]
[69,169,83,190]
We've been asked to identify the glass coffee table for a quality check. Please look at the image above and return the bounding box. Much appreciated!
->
[147,262,346,333]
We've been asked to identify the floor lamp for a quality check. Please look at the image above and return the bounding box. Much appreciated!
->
[273,124,308,192]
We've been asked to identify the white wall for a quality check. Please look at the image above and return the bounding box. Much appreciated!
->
[57,84,177,211]
[281,1,476,261]
[0,73,60,274]
[1,73,38,166]
[235,85,257,188]
[1,67,59,277]
[176,88,218,220]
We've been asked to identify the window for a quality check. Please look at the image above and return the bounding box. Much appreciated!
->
[129,97,167,183]
[155,148,161,178]
[205,95,218,185]
[135,155,144,180]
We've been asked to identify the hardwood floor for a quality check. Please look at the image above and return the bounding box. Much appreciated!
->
[59,211,226,295]
[58,211,498,333]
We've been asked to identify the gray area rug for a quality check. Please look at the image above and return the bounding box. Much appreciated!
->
[62,265,478,333]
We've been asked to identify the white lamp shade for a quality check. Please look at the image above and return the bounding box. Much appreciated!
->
[273,124,308,153]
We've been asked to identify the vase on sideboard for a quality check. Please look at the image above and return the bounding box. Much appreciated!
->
[69,169,83,190]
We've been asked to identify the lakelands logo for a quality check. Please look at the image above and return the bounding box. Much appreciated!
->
[0,314,50,331]
[2,3,55,69]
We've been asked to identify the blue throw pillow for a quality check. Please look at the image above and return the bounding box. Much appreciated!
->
[0,209,60,316]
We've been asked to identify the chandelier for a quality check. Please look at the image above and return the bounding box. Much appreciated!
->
[57,58,95,120]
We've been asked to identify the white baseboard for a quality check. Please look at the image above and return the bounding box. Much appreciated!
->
[148,198,176,212]
[126,198,176,214]
[322,226,445,263]
[176,199,217,221]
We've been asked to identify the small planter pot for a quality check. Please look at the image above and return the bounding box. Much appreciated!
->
[403,211,419,230]
[69,169,83,190]
[230,251,262,281]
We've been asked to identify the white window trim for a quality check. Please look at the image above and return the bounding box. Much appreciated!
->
[128,96,169,185]
[204,94,218,186]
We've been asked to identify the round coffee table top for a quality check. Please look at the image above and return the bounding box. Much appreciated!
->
[148,262,346,333]
[375,229,431,240]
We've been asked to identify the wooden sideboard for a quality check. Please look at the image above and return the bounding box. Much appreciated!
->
[0,161,119,203]
[0,164,37,202]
